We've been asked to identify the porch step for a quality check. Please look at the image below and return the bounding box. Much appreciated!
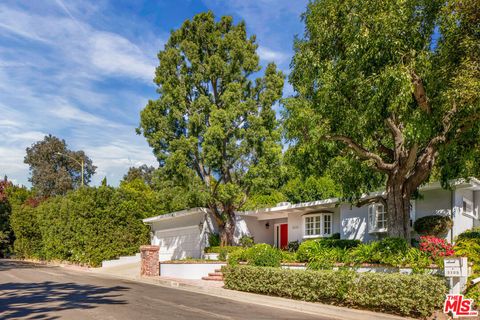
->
[201,275,224,281]
[208,272,223,277]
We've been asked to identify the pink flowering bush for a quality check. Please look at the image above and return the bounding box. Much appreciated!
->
[419,236,455,259]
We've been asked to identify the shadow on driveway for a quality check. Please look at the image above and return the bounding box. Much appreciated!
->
[0,281,129,319]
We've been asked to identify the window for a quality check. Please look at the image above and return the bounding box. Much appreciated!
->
[463,198,475,218]
[368,203,387,233]
[304,213,333,238]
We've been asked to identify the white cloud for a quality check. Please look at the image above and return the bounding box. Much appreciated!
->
[90,32,155,82]
[257,47,288,63]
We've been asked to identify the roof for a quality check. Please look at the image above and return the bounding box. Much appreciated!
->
[142,207,209,224]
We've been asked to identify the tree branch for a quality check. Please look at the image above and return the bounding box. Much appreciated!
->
[411,71,431,114]
[356,195,386,207]
[326,135,394,172]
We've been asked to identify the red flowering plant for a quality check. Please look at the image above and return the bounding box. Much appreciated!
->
[419,236,455,262]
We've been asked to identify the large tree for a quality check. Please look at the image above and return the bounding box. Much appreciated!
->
[122,165,156,186]
[284,0,480,239]
[24,135,96,197]
[138,12,284,245]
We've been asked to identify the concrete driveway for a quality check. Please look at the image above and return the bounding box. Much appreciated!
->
[0,259,332,320]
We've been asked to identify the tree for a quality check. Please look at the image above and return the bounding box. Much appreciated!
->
[284,0,480,239]
[0,176,13,257]
[122,165,156,186]
[138,12,284,245]
[24,135,96,197]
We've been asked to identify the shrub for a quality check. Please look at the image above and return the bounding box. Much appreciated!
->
[307,247,347,270]
[208,233,220,247]
[329,232,341,239]
[227,248,247,265]
[414,215,453,237]
[457,227,480,241]
[280,250,296,263]
[465,274,480,302]
[454,239,480,273]
[10,186,150,267]
[245,244,282,267]
[296,238,360,262]
[287,240,300,252]
[239,235,254,248]
[419,236,455,261]
[223,265,447,317]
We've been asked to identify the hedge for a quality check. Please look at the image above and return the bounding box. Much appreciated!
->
[10,185,151,267]
[223,265,447,318]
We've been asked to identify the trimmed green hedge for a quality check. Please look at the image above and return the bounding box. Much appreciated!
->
[10,185,151,267]
[204,246,240,254]
[223,265,447,318]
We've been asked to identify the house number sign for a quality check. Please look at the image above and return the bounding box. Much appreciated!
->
[444,257,467,277]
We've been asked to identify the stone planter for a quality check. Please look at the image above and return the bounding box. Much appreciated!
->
[204,253,219,260]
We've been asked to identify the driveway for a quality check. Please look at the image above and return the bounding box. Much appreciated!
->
[0,259,332,320]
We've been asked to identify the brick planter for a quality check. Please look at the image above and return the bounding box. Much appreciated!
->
[140,245,159,276]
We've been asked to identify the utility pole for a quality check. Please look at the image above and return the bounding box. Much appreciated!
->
[55,152,85,187]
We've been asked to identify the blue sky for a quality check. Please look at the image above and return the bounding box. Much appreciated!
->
[0,0,307,186]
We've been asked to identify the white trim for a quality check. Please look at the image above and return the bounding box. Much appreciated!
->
[143,207,208,223]
[303,213,332,238]
[368,203,387,234]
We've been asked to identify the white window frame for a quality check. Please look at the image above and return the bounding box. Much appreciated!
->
[303,213,333,238]
[368,203,387,234]
[462,197,476,218]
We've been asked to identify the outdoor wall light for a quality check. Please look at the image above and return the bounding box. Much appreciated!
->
[265,222,270,229]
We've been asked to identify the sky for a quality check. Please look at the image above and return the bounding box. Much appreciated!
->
[0,0,308,187]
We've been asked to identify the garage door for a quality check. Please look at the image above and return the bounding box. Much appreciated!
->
[154,226,202,261]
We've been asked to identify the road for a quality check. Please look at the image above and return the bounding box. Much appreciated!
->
[0,260,331,320]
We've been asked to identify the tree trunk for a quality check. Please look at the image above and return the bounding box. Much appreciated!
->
[385,176,411,240]
[218,209,236,246]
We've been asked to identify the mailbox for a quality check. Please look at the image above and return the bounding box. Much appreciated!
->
[444,257,468,277]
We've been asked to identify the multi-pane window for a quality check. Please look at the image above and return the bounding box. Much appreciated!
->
[463,198,475,217]
[304,213,332,237]
[368,204,387,233]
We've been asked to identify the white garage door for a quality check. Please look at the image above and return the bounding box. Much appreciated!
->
[154,226,202,261]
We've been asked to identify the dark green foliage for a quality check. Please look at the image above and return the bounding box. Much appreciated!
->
[281,176,342,203]
[457,227,480,241]
[223,265,447,317]
[204,246,239,254]
[245,244,282,267]
[414,215,453,236]
[10,185,152,267]
[138,11,284,244]
[287,240,300,252]
[122,165,156,186]
[24,135,96,197]
[208,233,220,247]
[455,229,480,273]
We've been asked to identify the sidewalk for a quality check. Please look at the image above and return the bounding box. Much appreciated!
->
[88,262,411,320]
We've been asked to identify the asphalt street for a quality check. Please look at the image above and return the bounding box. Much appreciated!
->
[0,259,332,320]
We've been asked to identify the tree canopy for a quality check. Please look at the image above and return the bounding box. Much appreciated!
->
[284,0,480,238]
[138,12,284,244]
[24,135,96,197]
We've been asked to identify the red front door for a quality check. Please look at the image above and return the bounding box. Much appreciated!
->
[280,224,288,249]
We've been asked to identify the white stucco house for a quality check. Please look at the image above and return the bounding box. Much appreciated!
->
[142,178,480,261]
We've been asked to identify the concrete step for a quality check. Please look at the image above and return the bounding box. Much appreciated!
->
[215,269,223,273]
[202,275,224,281]
[208,272,223,277]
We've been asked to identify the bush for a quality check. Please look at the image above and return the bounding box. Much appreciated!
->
[419,236,454,261]
[280,250,296,263]
[287,240,300,252]
[223,265,447,317]
[227,248,247,266]
[10,186,150,267]
[245,244,282,267]
[296,238,360,262]
[414,215,453,237]
[457,227,480,241]
[208,233,220,247]
[307,247,347,270]
[239,235,254,248]
[454,238,480,273]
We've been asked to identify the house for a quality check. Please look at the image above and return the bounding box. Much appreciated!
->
[142,178,480,261]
